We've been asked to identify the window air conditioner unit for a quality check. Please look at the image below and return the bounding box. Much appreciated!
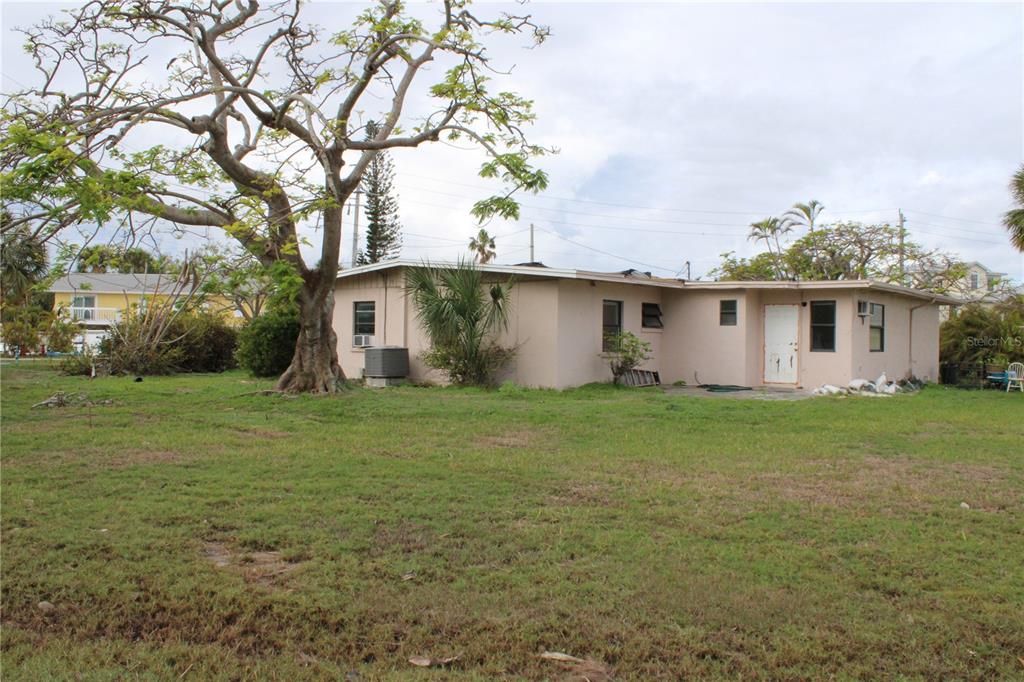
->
[856,300,870,317]
[353,334,375,348]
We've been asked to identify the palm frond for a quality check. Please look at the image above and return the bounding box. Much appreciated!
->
[1003,207,1024,251]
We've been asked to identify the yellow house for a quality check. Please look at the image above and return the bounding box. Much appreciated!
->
[50,273,238,349]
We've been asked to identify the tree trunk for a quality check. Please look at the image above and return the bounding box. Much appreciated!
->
[276,278,345,393]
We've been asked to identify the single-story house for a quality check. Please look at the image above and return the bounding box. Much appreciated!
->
[334,260,960,389]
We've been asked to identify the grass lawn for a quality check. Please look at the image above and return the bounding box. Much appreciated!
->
[1,362,1022,680]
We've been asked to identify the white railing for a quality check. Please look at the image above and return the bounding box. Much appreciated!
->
[70,307,121,324]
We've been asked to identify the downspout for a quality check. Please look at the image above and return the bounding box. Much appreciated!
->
[382,270,388,345]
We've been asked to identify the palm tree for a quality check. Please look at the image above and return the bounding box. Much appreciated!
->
[1004,165,1024,251]
[406,259,514,385]
[1,225,49,305]
[748,217,790,279]
[782,199,825,231]
[781,200,826,279]
[468,228,496,264]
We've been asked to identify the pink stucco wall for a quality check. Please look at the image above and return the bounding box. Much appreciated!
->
[848,291,941,383]
[554,279,664,388]
[659,289,752,386]
[333,269,944,389]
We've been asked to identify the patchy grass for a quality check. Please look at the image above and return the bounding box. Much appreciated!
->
[1,361,1022,680]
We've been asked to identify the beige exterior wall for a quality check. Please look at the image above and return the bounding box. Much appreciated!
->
[792,290,855,389]
[848,291,940,383]
[333,271,568,386]
[333,268,945,389]
[496,280,560,387]
[659,289,752,386]
[554,279,664,388]
[333,270,419,380]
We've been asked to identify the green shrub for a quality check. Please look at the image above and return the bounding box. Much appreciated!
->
[103,315,183,375]
[45,309,80,353]
[173,311,238,373]
[0,307,42,355]
[59,348,101,376]
[601,331,652,384]
[941,297,1024,365]
[406,260,516,386]
[103,310,237,375]
[235,312,300,377]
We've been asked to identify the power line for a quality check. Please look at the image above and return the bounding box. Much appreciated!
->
[400,184,762,227]
[398,197,749,238]
[535,227,680,274]
[908,223,1008,246]
[903,208,1005,229]
[398,171,897,217]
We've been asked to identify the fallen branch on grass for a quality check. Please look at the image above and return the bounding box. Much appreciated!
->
[31,392,113,408]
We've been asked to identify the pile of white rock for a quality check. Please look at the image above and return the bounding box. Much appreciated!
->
[812,372,920,397]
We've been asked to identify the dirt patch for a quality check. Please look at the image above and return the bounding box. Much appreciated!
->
[548,482,616,508]
[474,428,550,450]
[230,427,290,439]
[372,521,431,555]
[540,652,613,681]
[3,446,189,470]
[746,457,1017,512]
[202,541,304,587]
[620,457,1017,513]
[106,449,185,468]
[622,461,693,489]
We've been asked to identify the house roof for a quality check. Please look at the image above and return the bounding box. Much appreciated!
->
[963,261,1007,277]
[336,259,963,305]
[908,260,1008,279]
[49,272,180,295]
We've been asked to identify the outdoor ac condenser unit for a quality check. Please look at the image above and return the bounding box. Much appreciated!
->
[363,346,409,379]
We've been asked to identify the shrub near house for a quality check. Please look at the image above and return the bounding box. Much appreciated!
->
[941,298,1024,365]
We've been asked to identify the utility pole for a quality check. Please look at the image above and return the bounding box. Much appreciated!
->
[349,188,363,268]
[685,260,691,280]
[529,223,535,263]
[898,208,906,284]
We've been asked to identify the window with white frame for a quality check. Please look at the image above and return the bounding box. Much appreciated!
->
[354,301,376,335]
[71,295,96,320]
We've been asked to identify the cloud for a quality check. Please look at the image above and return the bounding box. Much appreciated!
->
[2,1,1021,280]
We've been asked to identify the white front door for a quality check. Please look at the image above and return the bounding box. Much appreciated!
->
[764,305,798,384]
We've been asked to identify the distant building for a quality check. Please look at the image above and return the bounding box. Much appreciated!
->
[48,272,236,350]
[909,261,1019,321]
[956,262,1012,303]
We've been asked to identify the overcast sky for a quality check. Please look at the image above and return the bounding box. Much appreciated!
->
[2,1,1022,281]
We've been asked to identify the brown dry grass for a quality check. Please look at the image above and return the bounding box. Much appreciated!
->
[372,521,432,556]
[229,427,290,439]
[625,456,1018,514]
[0,446,189,470]
[474,428,551,450]
[547,482,616,508]
[202,541,304,587]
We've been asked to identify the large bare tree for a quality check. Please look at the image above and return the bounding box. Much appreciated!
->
[0,0,549,391]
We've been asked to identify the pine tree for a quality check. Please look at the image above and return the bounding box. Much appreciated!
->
[357,121,403,264]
